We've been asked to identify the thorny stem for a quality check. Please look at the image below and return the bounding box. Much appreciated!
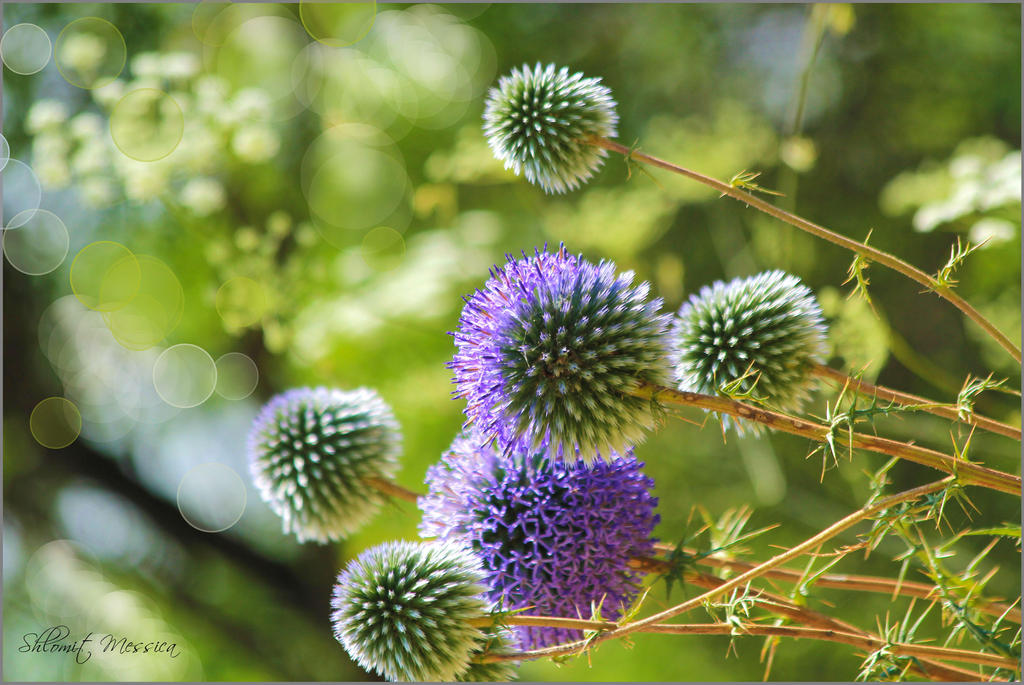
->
[631,382,1022,496]
[476,615,1018,671]
[812,364,1021,441]
[647,544,1022,625]
[588,136,1022,364]
[475,479,958,661]
[628,560,987,681]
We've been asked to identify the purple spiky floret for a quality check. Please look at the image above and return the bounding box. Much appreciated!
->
[419,428,659,649]
[449,245,673,464]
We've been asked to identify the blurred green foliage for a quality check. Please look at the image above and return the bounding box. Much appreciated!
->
[3,2,1020,681]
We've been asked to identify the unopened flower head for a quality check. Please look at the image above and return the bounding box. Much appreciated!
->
[451,245,673,462]
[483,63,618,193]
[672,270,827,432]
[330,540,489,682]
[247,386,401,543]
[420,428,659,648]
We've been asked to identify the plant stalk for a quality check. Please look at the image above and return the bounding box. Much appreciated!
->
[812,364,1021,441]
[648,544,1021,625]
[589,136,1022,364]
[477,615,1017,671]
[627,560,987,681]
[631,381,1021,496]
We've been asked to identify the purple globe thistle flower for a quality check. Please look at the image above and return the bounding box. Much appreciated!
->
[671,270,827,434]
[450,245,673,463]
[483,63,618,193]
[419,428,659,649]
[247,387,401,543]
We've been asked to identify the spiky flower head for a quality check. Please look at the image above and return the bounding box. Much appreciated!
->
[331,540,491,682]
[450,245,673,463]
[247,386,401,543]
[483,63,618,194]
[419,428,659,649]
[672,270,827,432]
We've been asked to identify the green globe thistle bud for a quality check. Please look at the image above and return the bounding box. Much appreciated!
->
[247,387,401,543]
[672,270,827,432]
[331,540,490,682]
[483,63,618,194]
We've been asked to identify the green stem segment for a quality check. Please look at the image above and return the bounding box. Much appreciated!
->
[632,381,1021,496]
[588,136,1022,365]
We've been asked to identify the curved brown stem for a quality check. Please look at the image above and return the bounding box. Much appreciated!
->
[631,382,1022,496]
[627,560,986,681]
[589,136,1022,364]
[479,616,1017,671]
[647,544,1022,625]
[812,364,1021,441]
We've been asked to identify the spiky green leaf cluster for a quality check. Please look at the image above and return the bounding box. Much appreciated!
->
[672,270,827,432]
[483,63,618,193]
[331,540,491,682]
[247,387,401,543]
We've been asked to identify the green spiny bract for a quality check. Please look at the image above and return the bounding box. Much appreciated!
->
[672,270,827,433]
[483,63,618,194]
[247,386,401,543]
[331,540,491,682]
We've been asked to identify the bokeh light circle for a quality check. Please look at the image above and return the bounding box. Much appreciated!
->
[192,1,233,46]
[24,540,95,623]
[2,159,42,229]
[110,89,184,162]
[29,397,82,449]
[302,125,409,245]
[214,352,259,400]
[300,0,376,47]
[2,209,70,275]
[1,23,51,75]
[103,255,184,350]
[361,226,405,271]
[0,133,9,171]
[215,15,309,122]
[176,463,246,532]
[214,276,267,329]
[70,241,141,312]
[55,17,126,89]
[153,344,217,408]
